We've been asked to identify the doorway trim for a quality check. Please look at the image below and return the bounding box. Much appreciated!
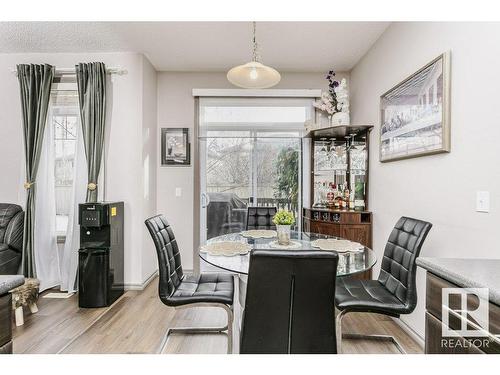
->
[192,89,321,98]
[193,97,201,275]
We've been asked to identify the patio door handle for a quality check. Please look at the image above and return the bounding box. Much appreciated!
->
[201,192,210,208]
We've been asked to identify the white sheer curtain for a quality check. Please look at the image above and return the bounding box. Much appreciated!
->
[34,113,61,292]
[29,87,87,293]
[60,107,87,293]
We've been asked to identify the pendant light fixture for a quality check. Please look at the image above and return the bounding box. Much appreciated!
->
[227,22,281,89]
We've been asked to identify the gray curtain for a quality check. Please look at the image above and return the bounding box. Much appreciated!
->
[17,63,55,278]
[76,62,107,203]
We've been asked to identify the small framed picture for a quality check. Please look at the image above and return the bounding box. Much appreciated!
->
[380,52,451,162]
[161,128,191,166]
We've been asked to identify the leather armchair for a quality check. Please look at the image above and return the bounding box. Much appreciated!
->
[335,216,432,353]
[145,214,234,354]
[246,207,277,230]
[0,204,24,275]
[240,249,339,354]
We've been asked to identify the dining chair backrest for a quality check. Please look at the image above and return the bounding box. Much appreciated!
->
[240,249,339,354]
[246,206,277,230]
[378,216,432,312]
[144,215,184,300]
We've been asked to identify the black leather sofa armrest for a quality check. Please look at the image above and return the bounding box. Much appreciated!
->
[4,211,24,253]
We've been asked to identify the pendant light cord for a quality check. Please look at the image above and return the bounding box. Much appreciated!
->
[252,21,260,62]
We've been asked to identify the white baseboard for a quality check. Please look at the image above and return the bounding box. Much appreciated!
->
[124,270,158,291]
[123,269,195,291]
[391,316,425,349]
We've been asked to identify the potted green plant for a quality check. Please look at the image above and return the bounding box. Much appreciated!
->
[272,209,295,245]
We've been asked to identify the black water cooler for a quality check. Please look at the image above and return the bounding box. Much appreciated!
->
[78,202,124,308]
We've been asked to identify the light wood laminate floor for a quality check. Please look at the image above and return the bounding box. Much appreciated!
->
[12,277,423,354]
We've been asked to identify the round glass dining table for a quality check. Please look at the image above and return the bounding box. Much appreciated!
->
[199,231,377,277]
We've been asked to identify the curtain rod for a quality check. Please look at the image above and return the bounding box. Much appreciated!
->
[10,66,128,77]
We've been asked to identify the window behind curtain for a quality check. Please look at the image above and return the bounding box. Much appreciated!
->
[49,88,79,237]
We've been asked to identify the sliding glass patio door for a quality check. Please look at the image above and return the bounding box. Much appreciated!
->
[200,135,253,241]
[198,97,313,244]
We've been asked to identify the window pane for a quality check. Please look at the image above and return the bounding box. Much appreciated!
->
[203,137,252,239]
[206,137,252,197]
[50,90,79,236]
[199,97,314,137]
[256,138,301,214]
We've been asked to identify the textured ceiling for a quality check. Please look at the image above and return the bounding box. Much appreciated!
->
[0,22,390,72]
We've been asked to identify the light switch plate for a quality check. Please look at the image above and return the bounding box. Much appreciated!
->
[476,191,490,212]
[175,187,182,197]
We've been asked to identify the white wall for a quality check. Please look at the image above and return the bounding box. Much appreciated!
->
[349,22,500,338]
[0,57,24,203]
[140,55,158,282]
[0,52,157,288]
[157,72,348,270]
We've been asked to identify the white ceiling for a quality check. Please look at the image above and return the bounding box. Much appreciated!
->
[0,22,390,72]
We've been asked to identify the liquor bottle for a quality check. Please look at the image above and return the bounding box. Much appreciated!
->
[327,182,335,207]
[320,182,325,206]
[343,186,350,210]
[354,181,365,211]
[335,197,341,210]
[349,196,355,210]
[335,183,341,209]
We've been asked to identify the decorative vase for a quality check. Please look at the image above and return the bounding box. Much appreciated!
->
[331,112,350,126]
[276,225,291,245]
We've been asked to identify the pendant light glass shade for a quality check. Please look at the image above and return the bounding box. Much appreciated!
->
[227,22,281,89]
[227,61,281,89]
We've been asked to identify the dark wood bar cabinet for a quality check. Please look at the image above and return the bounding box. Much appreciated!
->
[303,125,373,279]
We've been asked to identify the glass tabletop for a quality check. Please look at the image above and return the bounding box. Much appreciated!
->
[199,231,376,276]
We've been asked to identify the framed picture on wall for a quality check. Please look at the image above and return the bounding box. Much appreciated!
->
[161,128,191,166]
[380,51,451,162]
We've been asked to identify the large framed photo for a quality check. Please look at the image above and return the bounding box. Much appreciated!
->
[161,128,191,166]
[380,52,451,162]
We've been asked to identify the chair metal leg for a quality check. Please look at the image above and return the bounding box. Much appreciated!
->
[335,310,406,354]
[335,309,347,354]
[158,303,234,354]
[226,305,233,354]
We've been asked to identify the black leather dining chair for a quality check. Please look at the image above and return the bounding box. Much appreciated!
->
[240,249,339,354]
[145,214,235,354]
[246,206,277,230]
[335,216,432,353]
